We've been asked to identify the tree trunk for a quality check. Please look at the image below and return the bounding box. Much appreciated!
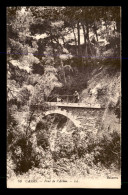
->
[77,21,81,57]
[60,59,66,84]
[49,24,56,63]
[82,24,86,45]
[105,20,109,36]
[72,26,78,55]
[77,21,83,71]
[94,21,98,42]
[61,35,65,46]
[86,22,95,65]
[82,23,87,67]
[51,39,56,62]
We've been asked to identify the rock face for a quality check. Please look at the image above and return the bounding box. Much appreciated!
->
[79,66,121,135]
[81,67,121,108]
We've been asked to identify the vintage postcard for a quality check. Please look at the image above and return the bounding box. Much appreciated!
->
[7,6,121,188]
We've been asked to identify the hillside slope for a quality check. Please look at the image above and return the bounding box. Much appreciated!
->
[80,64,121,134]
[81,65,121,107]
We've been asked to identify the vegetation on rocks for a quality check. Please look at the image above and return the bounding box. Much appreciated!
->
[7,6,121,181]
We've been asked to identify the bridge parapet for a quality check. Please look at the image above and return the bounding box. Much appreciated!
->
[45,102,102,109]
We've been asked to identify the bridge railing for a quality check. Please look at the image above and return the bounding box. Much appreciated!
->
[47,95,75,103]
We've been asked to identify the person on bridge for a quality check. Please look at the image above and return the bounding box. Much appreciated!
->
[57,96,63,102]
[73,91,79,103]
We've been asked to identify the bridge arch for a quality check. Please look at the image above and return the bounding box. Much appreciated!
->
[34,109,81,129]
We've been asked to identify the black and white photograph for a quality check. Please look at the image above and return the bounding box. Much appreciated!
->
[7,6,121,188]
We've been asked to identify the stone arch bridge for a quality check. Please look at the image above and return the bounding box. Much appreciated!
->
[31,102,106,134]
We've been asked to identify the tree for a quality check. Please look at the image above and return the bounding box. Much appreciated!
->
[7,7,63,173]
[7,6,121,176]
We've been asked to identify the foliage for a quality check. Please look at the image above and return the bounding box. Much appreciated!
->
[93,131,120,169]
[7,111,120,178]
[7,6,121,180]
[10,137,39,173]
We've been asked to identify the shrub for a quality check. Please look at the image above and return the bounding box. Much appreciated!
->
[92,131,121,169]
[10,136,40,174]
[7,152,16,179]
